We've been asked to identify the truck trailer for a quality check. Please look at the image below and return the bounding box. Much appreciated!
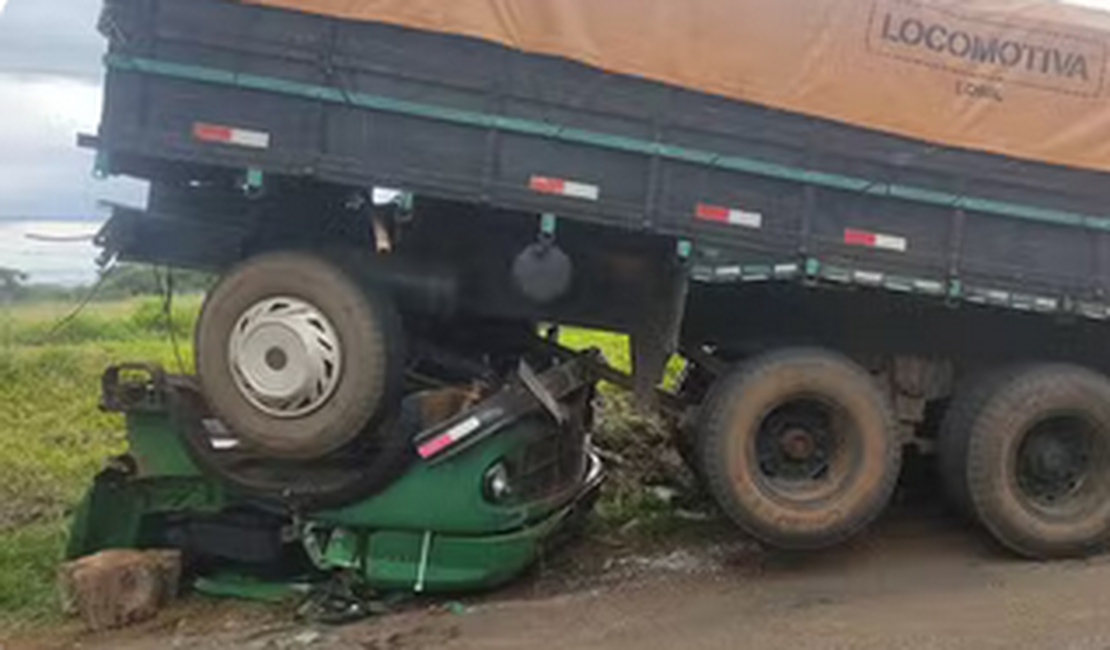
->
[88,0,1110,559]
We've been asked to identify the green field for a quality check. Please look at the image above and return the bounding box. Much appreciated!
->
[0,296,202,628]
[0,295,666,629]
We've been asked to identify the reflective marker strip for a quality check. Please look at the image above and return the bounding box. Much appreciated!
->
[416,416,483,459]
[193,122,271,149]
[913,279,945,294]
[854,270,884,285]
[695,203,763,229]
[529,176,600,201]
[844,229,907,252]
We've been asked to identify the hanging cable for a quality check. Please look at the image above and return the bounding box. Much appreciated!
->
[154,265,186,374]
[37,263,115,344]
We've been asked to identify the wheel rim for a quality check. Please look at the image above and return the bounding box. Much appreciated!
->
[753,397,859,503]
[228,296,343,419]
[1016,414,1104,516]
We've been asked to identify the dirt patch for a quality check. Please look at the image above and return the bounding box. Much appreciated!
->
[3,598,287,650]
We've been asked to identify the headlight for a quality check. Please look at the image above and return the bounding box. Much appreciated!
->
[483,462,514,503]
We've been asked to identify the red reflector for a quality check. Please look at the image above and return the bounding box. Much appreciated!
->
[193,123,233,143]
[844,229,878,247]
[416,416,484,459]
[530,176,566,195]
[417,434,455,459]
[529,176,600,201]
[695,203,731,223]
[695,203,763,229]
[844,228,907,252]
[192,122,271,149]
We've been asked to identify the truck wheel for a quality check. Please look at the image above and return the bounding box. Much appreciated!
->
[938,370,1020,520]
[196,251,403,460]
[696,349,901,549]
[673,360,717,477]
[959,365,1110,559]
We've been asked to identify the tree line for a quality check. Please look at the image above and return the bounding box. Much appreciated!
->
[0,264,214,303]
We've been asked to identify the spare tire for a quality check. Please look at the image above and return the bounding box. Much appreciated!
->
[168,379,419,510]
[196,251,404,460]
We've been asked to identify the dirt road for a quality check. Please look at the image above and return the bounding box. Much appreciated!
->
[16,505,1110,650]
[428,508,1110,650]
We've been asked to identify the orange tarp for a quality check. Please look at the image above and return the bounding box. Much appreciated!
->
[247,0,1110,173]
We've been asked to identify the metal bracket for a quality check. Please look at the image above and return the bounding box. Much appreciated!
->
[676,239,693,261]
[518,360,568,425]
[539,213,558,249]
[243,168,265,197]
[414,356,594,462]
[321,528,362,571]
[100,363,168,413]
[89,144,110,180]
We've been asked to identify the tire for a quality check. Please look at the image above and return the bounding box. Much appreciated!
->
[959,365,1110,559]
[169,380,419,510]
[196,251,404,460]
[696,348,901,549]
[673,360,716,479]
[938,369,1022,520]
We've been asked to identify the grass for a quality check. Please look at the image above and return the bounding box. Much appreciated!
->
[0,296,200,630]
[558,330,700,539]
[0,295,201,347]
[0,296,691,629]
[558,327,686,389]
[0,521,69,628]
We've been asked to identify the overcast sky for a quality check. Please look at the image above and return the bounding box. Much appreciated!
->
[0,0,140,222]
[2,0,1110,223]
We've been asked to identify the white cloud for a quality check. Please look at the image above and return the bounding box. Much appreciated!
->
[0,74,140,218]
[0,0,134,221]
[0,75,101,141]
[1062,0,1110,9]
[0,70,140,281]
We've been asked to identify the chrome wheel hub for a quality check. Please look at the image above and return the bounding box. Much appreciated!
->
[228,297,342,418]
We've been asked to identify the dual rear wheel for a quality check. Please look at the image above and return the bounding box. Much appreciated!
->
[939,365,1110,558]
[695,350,1110,558]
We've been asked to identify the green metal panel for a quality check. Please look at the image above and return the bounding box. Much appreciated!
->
[316,417,573,535]
[66,475,228,560]
[126,411,204,478]
[194,573,308,603]
[362,505,568,593]
[320,528,362,570]
[66,475,146,559]
[66,411,227,559]
[70,371,598,596]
